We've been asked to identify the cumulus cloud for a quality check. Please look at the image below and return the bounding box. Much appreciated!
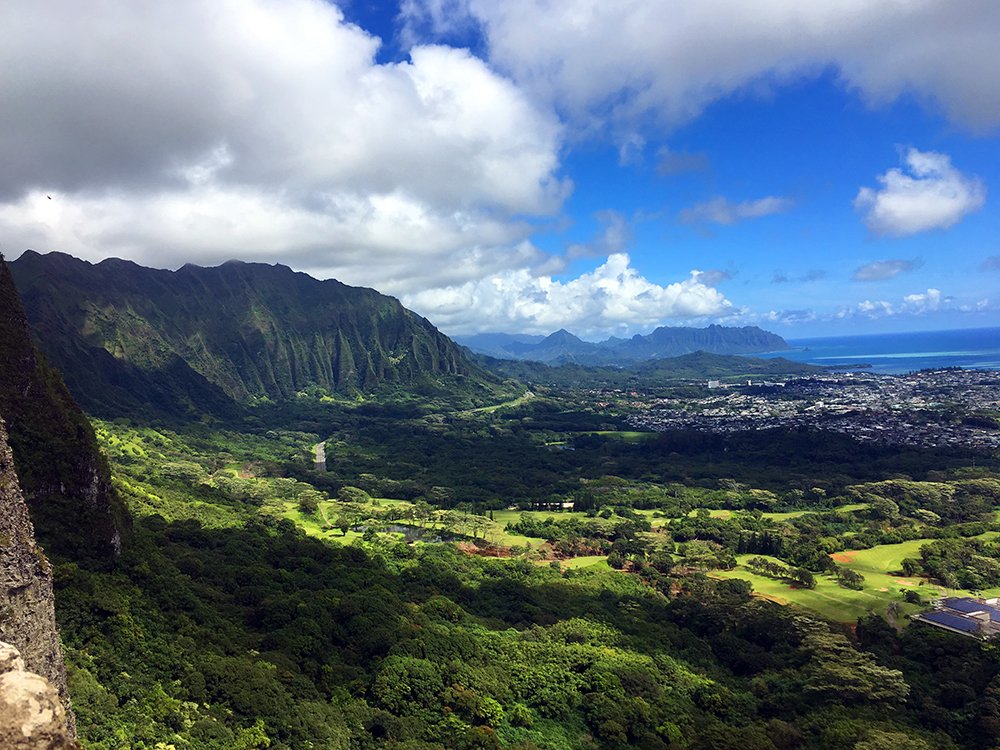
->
[679,196,792,226]
[851,259,920,282]
[854,148,986,236]
[901,288,943,314]
[837,288,949,319]
[401,253,733,336]
[402,0,1000,132]
[853,299,895,318]
[0,0,566,294]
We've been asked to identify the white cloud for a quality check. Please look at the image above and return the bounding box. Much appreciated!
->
[851,258,919,282]
[0,0,566,294]
[846,299,895,319]
[401,253,732,336]
[762,309,817,325]
[679,196,792,226]
[901,288,943,314]
[402,0,1000,132]
[854,149,986,236]
[837,288,949,319]
[692,269,733,286]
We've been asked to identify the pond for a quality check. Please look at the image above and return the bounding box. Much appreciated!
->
[356,523,464,543]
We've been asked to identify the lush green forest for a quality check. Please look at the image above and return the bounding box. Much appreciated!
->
[42,387,1000,749]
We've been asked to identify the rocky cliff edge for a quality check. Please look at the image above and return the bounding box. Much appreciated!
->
[0,416,75,739]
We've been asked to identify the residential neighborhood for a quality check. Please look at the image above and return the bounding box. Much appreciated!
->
[625,369,1000,450]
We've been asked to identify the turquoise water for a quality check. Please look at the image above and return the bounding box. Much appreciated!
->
[760,327,1000,374]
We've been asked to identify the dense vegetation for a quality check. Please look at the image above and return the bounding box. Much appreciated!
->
[58,513,1000,750]
[32,385,993,749]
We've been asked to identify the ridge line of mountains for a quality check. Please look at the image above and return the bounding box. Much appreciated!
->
[9,250,496,418]
[456,325,788,365]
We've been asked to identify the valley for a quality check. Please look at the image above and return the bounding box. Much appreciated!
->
[59,372,1000,748]
[4,253,1000,749]
[91,370,1000,632]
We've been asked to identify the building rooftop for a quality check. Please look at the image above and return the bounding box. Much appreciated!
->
[918,610,983,636]
[914,597,1000,639]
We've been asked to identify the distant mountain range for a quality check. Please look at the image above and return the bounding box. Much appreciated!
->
[9,251,501,418]
[456,324,789,365]
[477,350,822,388]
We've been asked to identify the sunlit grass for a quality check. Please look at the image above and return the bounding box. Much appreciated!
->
[712,533,1000,623]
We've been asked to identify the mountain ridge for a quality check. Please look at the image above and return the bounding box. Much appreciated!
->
[10,251,503,418]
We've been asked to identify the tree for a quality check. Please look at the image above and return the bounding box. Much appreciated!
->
[338,486,370,504]
[791,568,816,589]
[607,551,626,569]
[298,492,320,516]
[798,619,909,704]
[836,567,865,591]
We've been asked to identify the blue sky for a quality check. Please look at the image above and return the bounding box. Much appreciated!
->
[1,0,997,338]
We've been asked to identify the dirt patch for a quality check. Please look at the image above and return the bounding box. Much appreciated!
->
[893,579,915,586]
[878,587,889,592]
[756,592,795,607]
[830,551,857,563]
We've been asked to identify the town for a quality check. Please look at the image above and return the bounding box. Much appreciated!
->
[625,368,1000,450]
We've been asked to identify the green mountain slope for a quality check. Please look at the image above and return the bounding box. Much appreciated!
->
[10,251,501,417]
[0,256,128,559]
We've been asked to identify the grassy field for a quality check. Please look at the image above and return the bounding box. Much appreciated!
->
[462,390,535,414]
[713,533,1000,623]
[278,502,367,543]
[586,431,658,443]
[275,498,543,548]
[685,502,869,522]
[488,508,600,545]
[490,509,589,526]
[712,561,916,623]
[559,555,611,571]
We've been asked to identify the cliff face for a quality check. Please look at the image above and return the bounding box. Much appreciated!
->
[0,256,127,560]
[0,418,75,739]
[9,251,496,418]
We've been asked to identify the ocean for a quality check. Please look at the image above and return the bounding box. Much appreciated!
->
[759,327,1000,374]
